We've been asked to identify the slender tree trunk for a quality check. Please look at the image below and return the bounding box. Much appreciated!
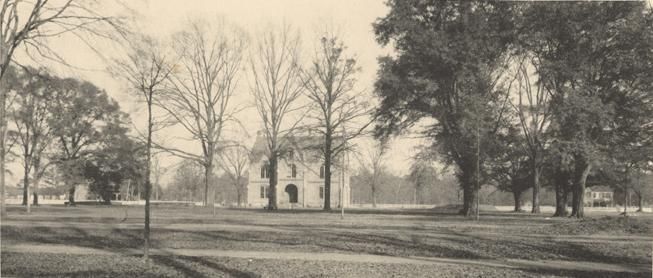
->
[22,152,31,213]
[0,98,6,217]
[267,154,278,210]
[236,188,241,207]
[371,182,377,208]
[324,140,332,210]
[204,162,211,207]
[636,191,643,212]
[513,190,522,212]
[414,186,418,205]
[570,155,591,218]
[32,161,41,206]
[623,180,629,216]
[531,162,541,214]
[22,161,29,206]
[143,98,153,260]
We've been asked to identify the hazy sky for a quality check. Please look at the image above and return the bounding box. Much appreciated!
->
[11,0,426,186]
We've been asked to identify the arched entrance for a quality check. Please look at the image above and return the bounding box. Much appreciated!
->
[285,184,298,203]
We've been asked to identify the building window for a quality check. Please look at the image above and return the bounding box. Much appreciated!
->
[319,186,324,199]
[261,162,270,179]
[288,149,294,160]
[320,164,325,179]
[290,164,297,178]
[260,186,268,198]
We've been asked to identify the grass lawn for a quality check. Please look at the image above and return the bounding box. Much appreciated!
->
[1,205,652,277]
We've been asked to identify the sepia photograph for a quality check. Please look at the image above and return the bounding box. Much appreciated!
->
[0,0,652,277]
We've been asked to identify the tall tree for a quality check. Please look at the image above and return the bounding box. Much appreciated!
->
[0,64,17,216]
[509,56,552,214]
[0,0,127,215]
[250,23,304,210]
[373,1,516,216]
[521,2,653,217]
[113,35,173,259]
[11,66,54,210]
[161,20,246,209]
[300,30,372,210]
[49,76,125,205]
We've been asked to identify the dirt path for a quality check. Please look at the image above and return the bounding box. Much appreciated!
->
[3,243,649,274]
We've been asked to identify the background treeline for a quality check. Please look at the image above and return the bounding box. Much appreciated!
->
[3,66,146,206]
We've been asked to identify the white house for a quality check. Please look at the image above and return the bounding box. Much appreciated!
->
[246,133,351,208]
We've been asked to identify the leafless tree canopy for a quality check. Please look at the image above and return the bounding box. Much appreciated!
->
[301,32,371,156]
[250,23,304,154]
[249,23,304,209]
[160,19,247,207]
[300,29,372,209]
[1,0,128,76]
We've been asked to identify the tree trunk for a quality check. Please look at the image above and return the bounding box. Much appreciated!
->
[414,187,418,205]
[143,98,153,260]
[531,163,541,214]
[553,174,569,217]
[22,162,29,206]
[570,154,591,218]
[323,132,332,210]
[204,162,211,207]
[371,183,376,208]
[459,159,479,217]
[267,154,278,210]
[636,191,643,212]
[236,188,241,207]
[461,183,479,217]
[32,161,41,206]
[513,190,522,212]
[68,185,76,205]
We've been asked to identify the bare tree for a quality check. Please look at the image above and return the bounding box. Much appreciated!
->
[112,36,173,260]
[159,20,246,210]
[356,139,389,208]
[0,0,127,217]
[250,23,304,210]
[218,143,249,207]
[509,55,552,214]
[300,30,372,210]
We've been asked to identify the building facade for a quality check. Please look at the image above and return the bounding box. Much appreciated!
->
[246,135,350,208]
[584,186,614,207]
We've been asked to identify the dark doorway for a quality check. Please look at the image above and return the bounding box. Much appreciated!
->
[285,184,298,203]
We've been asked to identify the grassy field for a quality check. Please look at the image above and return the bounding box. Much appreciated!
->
[1,205,652,277]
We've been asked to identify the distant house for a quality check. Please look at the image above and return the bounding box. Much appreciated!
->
[246,132,350,208]
[585,186,614,207]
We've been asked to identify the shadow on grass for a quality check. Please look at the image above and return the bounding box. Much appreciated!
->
[519,266,650,278]
[455,230,651,265]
